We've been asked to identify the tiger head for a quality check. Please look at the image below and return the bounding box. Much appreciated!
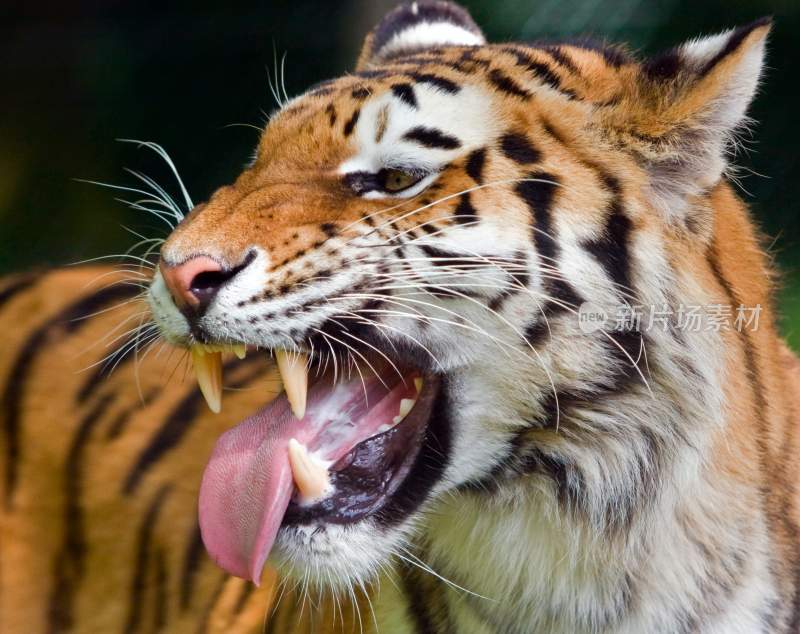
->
[148,1,770,589]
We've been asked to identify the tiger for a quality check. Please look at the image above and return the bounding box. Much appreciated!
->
[2,1,799,632]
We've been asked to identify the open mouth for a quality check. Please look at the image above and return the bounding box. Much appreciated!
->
[191,345,440,584]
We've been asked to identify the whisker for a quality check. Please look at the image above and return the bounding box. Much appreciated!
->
[116,138,193,212]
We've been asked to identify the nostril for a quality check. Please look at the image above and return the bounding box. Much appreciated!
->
[190,269,237,296]
[160,251,255,315]
[187,254,253,310]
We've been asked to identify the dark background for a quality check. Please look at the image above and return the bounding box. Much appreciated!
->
[2,0,798,347]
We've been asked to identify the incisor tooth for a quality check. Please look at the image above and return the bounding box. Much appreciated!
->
[287,438,330,503]
[232,344,246,359]
[191,346,222,413]
[275,350,308,419]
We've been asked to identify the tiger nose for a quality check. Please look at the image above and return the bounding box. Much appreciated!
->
[159,255,234,315]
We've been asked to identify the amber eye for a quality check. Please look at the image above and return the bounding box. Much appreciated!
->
[381,168,422,193]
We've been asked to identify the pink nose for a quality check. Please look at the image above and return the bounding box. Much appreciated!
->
[160,255,225,312]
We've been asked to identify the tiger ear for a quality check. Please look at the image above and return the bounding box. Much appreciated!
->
[356,1,485,71]
[607,18,771,218]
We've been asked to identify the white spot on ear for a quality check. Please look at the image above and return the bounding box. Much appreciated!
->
[380,21,484,59]
[679,27,768,134]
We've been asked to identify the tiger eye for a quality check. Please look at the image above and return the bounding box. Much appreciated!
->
[382,168,418,192]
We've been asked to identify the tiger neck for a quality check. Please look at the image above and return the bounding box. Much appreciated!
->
[405,421,775,633]
[377,184,791,633]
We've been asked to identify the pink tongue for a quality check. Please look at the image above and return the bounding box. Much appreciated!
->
[198,368,414,584]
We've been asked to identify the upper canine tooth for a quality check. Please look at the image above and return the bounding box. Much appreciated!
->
[275,350,308,419]
[414,378,423,393]
[287,438,330,503]
[191,346,223,413]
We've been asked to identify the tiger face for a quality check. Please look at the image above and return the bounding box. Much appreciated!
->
[148,0,771,595]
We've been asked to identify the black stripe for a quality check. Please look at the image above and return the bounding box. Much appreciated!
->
[124,484,171,634]
[355,69,390,80]
[402,126,461,150]
[0,271,40,313]
[123,357,263,495]
[500,132,541,164]
[521,447,585,509]
[325,102,337,126]
[487,252,531,311]
[280,102,309,119]
[48,392,117,632]
[582,174,633,293]
[351,86,370,100]
[643,49,682,81]
[76,335,140,404]
[400,560,437,634]
[408,72,460,94]
[541,45,579,74]
[487,68,531,99]
[515,171,586,344]
[419,244,482,270]
[391,83,418,108]
[153,547,168,630]
[465,147,486,184]
[233,581,255,615]
[195,575,228,634]
[452,48,492,73]
[504,47,575,97]
[105,387,159,441]
[453,193,479,225]
[1,283,137,508]
[537,125,635,296]
[551,37,630,67]
[526,60,575,96]
[523,278,584,346]
[515,171,559,258]
[180,522,205,610]
[122,389,204,495]
[343,108,360,137]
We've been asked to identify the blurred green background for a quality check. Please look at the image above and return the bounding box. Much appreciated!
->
[2,0,798,347]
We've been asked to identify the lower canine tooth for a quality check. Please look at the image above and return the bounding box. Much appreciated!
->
[191,346,222,413]
[399,398,415,418]
[287,439,330,503]
[275,350,308,419]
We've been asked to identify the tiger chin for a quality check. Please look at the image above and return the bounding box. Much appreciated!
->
[5,1,800,633]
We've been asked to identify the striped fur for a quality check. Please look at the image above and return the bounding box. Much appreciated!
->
[3,2,799,632]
